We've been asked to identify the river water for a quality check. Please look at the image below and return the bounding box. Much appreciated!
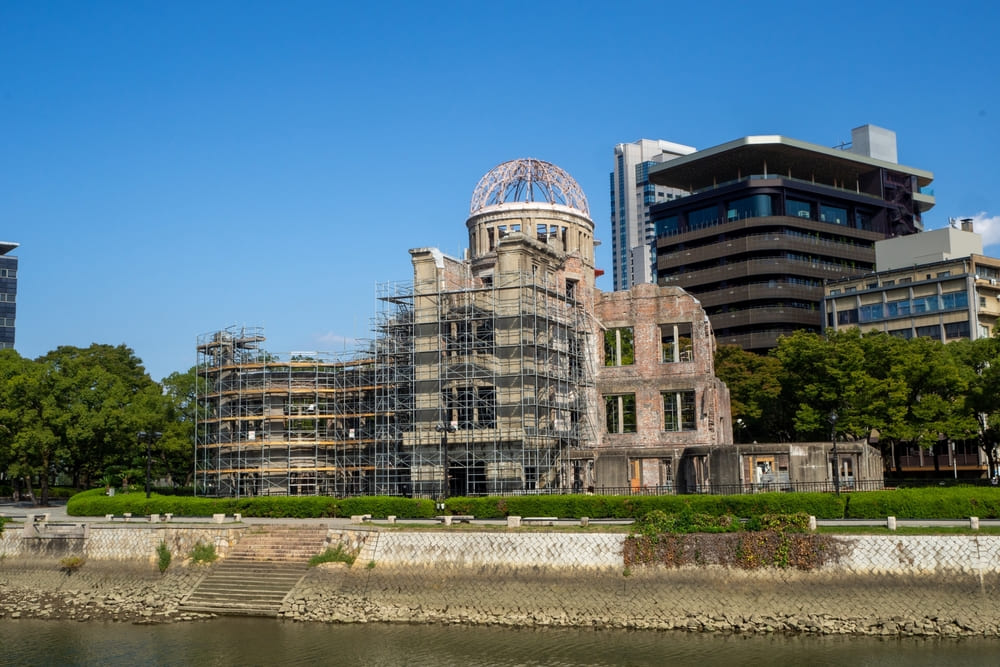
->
[2,618,999,666]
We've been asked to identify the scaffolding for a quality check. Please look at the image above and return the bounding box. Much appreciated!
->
[194,326,380,497]
[376,266,596,497]
[195,268,596,498]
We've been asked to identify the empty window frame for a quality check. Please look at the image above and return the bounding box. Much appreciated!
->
[605,394,637,433]
[603,327,635,366]
[663,390,696,431]
[660,322,693,363]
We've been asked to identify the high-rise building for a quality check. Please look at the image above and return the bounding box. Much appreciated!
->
[0,242,18,350]
[648,125,935,352]
[610,139,695,291]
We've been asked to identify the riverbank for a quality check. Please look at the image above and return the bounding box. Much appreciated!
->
[3,559,1000,638]
[4,521,1000,637]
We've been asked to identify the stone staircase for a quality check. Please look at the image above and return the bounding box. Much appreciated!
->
[179,524,329,617]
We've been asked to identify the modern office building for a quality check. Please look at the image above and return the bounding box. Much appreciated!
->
[648,125,935,352]
[0,241,18,350]
[610,139,695,291]
[823,222,1000,341]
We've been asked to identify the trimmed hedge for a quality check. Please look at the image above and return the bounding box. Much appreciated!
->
[66,488,437,519]
[64,487,1000,521]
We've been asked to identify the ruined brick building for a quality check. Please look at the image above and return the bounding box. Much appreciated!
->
[196,159,733,496]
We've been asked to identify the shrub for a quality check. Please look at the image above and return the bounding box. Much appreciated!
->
[156,542,172,573]
[189,542,217,564]
[60,555,86,573]
[308,545,356,567]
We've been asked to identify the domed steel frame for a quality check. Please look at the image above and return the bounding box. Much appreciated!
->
[470,158,590,217]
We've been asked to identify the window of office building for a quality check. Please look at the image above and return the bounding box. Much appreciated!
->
[661,323,693,363]
[663,390,696,432]
[889,328,913,339]
[859,304,884,322]
[604,327,635,366]
[855,210,873,230]
[726,194,773,221]
[688,205,719,228]
[944,321,970,340]
[915,325,942,340]
[819,204,847,225]
[837,309,859,325]
[941,291,968,310]
[785,198,812,219]
[605,394,637,434]
[656,215,679,237]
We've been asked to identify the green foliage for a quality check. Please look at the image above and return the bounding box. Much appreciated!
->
[189,542,217,564]
[0,516,7,534]
[308,545,356,567]
[156,542,172,573]
[744,512,811,532]
[633,508,741,537]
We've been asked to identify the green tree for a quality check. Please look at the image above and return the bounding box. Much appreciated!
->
[0,349,62,504]
[35,344,162,492]
[158,366,201,487]
[714,344,784,442]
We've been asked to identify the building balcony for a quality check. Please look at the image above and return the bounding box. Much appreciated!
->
[658,228,876,267]
[710,306,821,331]
[695,282,825,309]
[661,256,871,292]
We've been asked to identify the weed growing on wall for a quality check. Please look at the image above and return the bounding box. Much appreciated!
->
[624,511,842,570]
[156,541,172,573]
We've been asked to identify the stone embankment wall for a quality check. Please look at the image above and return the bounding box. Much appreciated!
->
[4,524,1000,636]
[1,523,243,564]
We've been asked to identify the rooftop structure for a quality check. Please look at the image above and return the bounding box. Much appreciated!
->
[649,125,934,351]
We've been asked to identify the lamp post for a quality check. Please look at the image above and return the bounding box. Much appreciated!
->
[435,422,457,499]
[138,430,162,499]
[828,411,840,496]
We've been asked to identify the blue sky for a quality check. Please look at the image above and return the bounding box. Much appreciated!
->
[2,1,998,381]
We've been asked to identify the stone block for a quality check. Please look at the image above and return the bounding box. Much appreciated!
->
[887,516,896,531]
[808,515,817,531]
[149,514,159,523]
[387,515,397,524]
[123,513,132,522]
[234,513,242,522]
[508,516,522,528]
[164,513,173,522]
[212,513,225,524]
[580,517,589,527]
[970,516,980,530]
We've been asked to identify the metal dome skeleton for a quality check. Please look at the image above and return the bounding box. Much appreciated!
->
[470,158,590,217]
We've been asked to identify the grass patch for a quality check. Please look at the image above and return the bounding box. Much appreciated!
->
[189,541,218,564]
[309,544,356,567]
